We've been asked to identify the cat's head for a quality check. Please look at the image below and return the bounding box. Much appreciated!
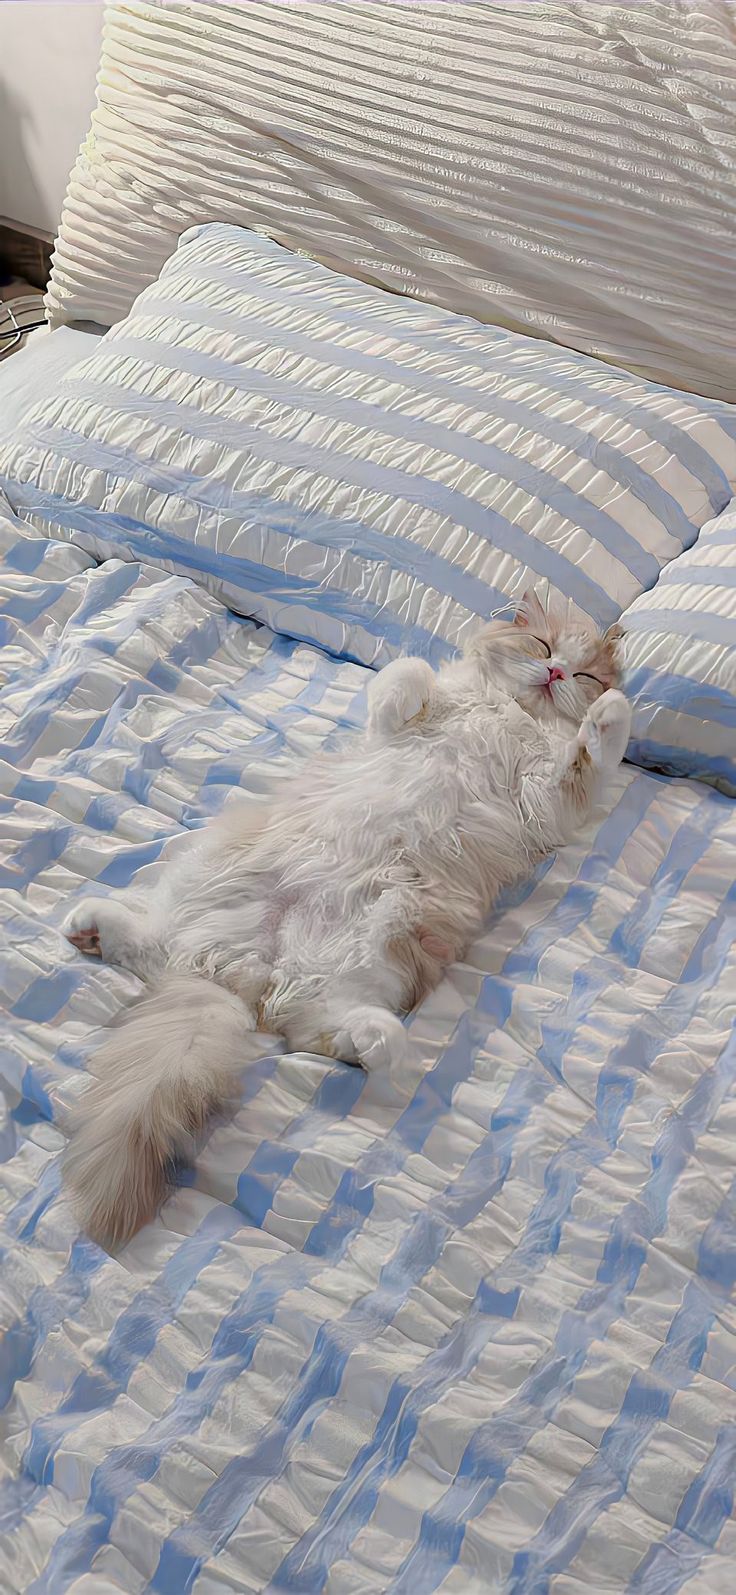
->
[466,588,622,726]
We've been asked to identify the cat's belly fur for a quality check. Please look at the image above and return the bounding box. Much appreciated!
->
[169,695,561,1001]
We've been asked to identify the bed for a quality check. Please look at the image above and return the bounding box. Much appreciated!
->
[2,4,736,1593]
[2,489,735,1595]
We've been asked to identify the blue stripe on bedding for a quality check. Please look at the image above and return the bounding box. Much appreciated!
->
[624,608,736,647]
[655,565,736,591]
[626,665,736,726]
[626,738,736,792]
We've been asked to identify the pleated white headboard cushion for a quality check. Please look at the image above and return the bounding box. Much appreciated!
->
[47,0,736,399]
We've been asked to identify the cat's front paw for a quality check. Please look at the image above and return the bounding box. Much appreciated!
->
[367,658,435,737]
[580,689,631,770]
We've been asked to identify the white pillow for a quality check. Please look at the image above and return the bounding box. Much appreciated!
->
[5,225,736,667]
[46,0,736,399]
[622,500,736,796]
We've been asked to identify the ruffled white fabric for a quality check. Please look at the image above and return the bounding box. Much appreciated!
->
[47,0,736,398]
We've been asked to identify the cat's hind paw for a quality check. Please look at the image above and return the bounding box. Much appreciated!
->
[332,1008,408,1072]
[64,901,102,957]
[63,896,149,973]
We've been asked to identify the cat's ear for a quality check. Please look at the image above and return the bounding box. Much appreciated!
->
[604,623,624,644]
[514,588,547,632]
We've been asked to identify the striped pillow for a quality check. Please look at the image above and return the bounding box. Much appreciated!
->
[622,500,736,796]
[3,224,736,667]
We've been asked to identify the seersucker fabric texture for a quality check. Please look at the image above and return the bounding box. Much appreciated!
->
[622,495,736,796]
[6,225,736,668]
[46,0,736,397]
[2,496,736,1592]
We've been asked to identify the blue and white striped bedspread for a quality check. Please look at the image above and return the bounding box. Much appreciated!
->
[1,504,735,1594]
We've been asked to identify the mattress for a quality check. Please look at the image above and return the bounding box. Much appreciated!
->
[0,327,101,436]
[1,503,735,1593]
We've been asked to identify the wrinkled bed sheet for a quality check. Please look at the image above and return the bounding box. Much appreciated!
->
[1,501,735,1595]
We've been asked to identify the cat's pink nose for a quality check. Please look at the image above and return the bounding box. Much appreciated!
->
[548,666,566,683]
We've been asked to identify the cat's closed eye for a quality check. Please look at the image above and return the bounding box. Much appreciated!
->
[573,671,605,705]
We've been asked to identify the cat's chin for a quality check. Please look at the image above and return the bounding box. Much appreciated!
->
[520,688,580,731]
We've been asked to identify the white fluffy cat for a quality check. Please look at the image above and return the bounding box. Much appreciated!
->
[62,590,630,1247]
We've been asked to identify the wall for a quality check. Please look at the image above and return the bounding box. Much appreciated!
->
[0,1,103,237]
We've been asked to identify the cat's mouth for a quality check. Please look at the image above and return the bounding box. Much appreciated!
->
[541,667,566,699]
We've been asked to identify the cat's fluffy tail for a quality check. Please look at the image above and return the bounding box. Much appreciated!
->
[63,975,258,1250]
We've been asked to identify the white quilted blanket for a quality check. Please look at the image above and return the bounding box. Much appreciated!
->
[1,500,735,1594]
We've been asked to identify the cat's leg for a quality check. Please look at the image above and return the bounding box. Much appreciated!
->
[367,657,435,738]
[579,688,632,771]
[523,692,631,840]
[535,689,631,836]
[63,814,271,982]
[283,967,409,1073]
[169,875,278,1001]
[64,895,162,978]
[294,994,408,1072]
